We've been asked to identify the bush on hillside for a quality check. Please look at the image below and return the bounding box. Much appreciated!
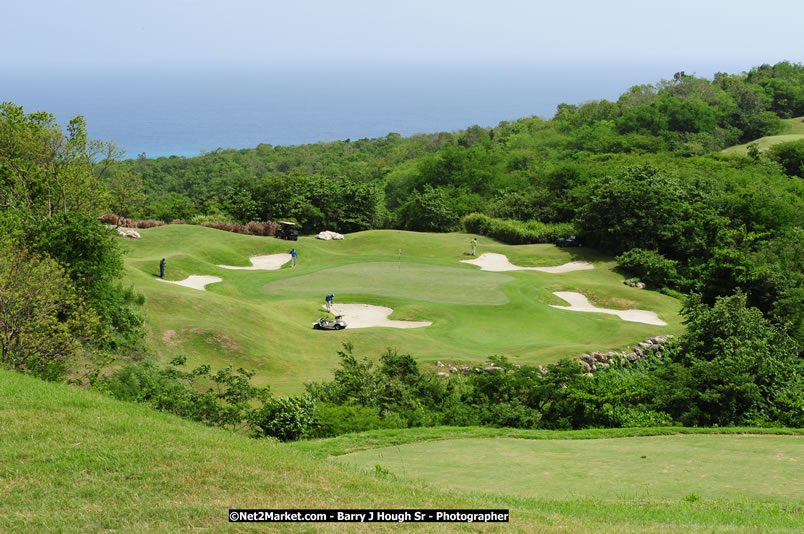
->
[649,293,803,427]
[616,248,682,289]
[98,357,271,431]
[29,212,145,353]
[462,213,575,245]
[309,402,407,438]
[0,242,98,380]
[249,395,317,441]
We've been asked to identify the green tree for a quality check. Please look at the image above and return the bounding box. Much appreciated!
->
[767,139,804,177]
[651,293,802,426]
[0,103,108,217]
[0,242,98,379]
[400,184,459,232]
[107,167,146,222]
[29,212,144,352]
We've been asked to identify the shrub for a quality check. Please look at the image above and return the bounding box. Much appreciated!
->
[616,248,681,289]
[98,358,270,431]
[462,213,575,245]
[310,402,405,438]
[249,395,317,441]
[0,242,98,380]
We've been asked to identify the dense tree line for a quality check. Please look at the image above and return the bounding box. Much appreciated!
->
[0,102,145,380]
[114,62,803,230]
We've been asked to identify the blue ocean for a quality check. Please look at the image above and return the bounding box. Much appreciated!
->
[5,58,756,159]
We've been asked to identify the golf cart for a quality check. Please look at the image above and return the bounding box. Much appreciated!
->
[275,221,299,241]
[313,315,347,330]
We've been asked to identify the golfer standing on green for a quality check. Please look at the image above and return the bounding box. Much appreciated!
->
[471,237,478,256]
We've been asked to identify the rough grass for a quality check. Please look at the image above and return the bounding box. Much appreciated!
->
[3,370,801,533]
[123,225,682,394]
[722,116,804,154]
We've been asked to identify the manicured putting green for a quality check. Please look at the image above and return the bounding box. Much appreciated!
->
[335,435,804,504]
[265,261,513,304]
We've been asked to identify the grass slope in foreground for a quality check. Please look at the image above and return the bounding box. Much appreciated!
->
[123,225,682,394]
[3,370,803,533]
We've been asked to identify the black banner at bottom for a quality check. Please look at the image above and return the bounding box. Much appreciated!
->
[229,509,509,523]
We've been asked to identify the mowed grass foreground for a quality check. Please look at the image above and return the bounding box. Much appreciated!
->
[123,225,682,394]
[333,435,803,503]
[3,370,803,533]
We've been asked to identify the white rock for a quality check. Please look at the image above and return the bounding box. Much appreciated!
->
[316,231,344,240]
[117,228,141,239]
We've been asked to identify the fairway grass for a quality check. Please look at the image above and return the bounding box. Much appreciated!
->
[123,225,682,394]
[4,370,802,533]
[334,435,804,504]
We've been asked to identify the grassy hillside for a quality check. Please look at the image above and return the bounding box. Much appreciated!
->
[3,369,802,533]
[122,225,682,394]
[722,116,804,154]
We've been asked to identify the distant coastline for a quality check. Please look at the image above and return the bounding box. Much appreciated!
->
[5,58,777,159]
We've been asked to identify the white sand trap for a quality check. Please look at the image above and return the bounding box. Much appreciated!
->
[326,304,432,329]
[157,275,223,291]
[550,291,667,326]
[461,253,594,273]
[217,253,291,270]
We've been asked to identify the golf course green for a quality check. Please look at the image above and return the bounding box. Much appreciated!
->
[333,434,804,504]
[123,224,682,394]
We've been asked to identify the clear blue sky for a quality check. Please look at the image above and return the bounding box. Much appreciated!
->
[2,0,802,69]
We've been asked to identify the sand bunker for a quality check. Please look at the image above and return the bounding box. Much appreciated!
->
[550,291,667,326]
[217,253,291,270]
[461,253,594,273]
[326,304,432,329]
[157,275,223,291]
